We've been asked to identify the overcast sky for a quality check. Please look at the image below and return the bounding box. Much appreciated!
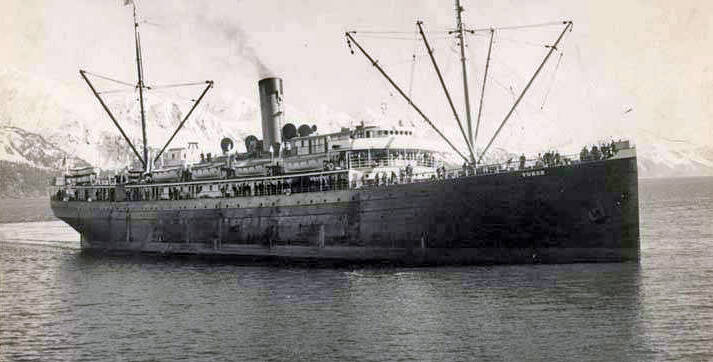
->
[2,0,712,152]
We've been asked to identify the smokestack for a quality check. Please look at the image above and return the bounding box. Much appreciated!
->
[258,77,283,153]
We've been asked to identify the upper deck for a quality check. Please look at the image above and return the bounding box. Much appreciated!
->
[49,141,635,204]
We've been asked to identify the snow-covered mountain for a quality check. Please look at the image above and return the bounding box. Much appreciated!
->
[0,126,87,169]
[0,67,364,171]
[634,133,713,178]
[1,67,712,179]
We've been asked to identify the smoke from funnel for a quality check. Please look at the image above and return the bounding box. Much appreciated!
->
[197,13,273,77]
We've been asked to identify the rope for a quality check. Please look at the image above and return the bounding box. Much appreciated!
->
[492,60,526,86]
[489,76,522,122]
[147,88,197,103]
[349,30,450,34]
[407,27,418,99]
[355,34,454,41]
[148,81,209,90]
[351,21,568,38]
[540,51,564,110]
[468,21,569,33]
[353,35,423,41]
[491,73,547,114]
[494,35,544,48]
[97,88,137,95]
[83,70,135,87]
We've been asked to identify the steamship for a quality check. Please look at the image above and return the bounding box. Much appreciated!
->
[49,2,640,265]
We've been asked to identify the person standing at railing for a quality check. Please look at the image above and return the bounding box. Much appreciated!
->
[610,140,618,157]
[600,143,612,159]
[590,146,601,161]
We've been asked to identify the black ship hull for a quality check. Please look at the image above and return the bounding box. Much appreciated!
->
[51,155,639,265]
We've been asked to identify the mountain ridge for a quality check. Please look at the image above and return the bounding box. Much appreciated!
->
[1,67,712,179]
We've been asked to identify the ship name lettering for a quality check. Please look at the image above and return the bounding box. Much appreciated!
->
[521,170,545,177]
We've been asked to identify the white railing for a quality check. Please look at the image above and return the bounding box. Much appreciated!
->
[349,156,437,169]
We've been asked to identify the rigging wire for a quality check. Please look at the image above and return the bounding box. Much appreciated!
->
[148,81,210,90]
[493,35,544,48]
[468,21,569,33]
[355,34,455,41]
[348,30,450,34]
[540,51,564,110]
[407,26,419,99]
[487,76,522,129]
[83,70,135,88]
[491,59,527,88]
[352,35,424,41]
[97,88,138,95]
[351,21,565,36]
[147,88,199,104]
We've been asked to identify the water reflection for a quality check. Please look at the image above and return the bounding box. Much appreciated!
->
[5,175,713,362]
[1,243,649,361]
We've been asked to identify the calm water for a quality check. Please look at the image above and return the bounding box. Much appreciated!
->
[1,177,712,361]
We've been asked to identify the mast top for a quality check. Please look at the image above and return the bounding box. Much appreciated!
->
[453,0,475,164]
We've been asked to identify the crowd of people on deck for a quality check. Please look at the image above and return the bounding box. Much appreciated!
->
[122,173,351,202]
[579,140,620,162]
[469,140,624,176]
[358,164,425,187]
[54,140,629,203]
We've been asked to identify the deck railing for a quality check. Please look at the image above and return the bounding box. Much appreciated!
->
[51,146,630,203]
[348,155,437,169]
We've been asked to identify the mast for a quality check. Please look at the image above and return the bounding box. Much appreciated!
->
[132,4,149,172]
[417,21,475,163]
[78,2,213,173]
[454,0,475,163]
